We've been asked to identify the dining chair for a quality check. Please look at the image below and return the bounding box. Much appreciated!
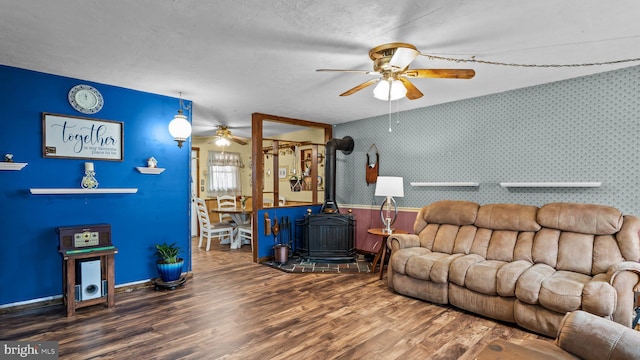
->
[237,215,253,250]
[195,198,235,251]
[216,195,237,223]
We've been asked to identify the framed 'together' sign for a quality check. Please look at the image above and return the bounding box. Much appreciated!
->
[42,113,124,161]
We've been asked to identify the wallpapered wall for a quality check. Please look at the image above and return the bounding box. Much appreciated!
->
[334,65,640,216]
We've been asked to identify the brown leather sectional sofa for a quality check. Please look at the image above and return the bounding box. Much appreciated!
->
[387,200,640,337]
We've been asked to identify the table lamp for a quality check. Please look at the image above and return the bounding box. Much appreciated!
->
[374,176,404,234]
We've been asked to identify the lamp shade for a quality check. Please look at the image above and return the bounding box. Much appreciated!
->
[168,111,191,147]
[375,176,404,197]
[373,79,407,101]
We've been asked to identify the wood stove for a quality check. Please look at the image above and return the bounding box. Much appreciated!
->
[300,212,355,261]
[300,136,356,262]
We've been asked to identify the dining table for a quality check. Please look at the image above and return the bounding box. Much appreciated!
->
[210,205,252,224]
[209,205,252,249]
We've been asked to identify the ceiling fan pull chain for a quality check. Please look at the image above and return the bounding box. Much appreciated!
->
[388,93,393,133]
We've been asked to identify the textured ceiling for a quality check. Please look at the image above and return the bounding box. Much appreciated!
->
[1,0,639,138]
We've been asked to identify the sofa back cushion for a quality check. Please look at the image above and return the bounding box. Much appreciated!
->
[471,204,541,262]
[414,200,479,235]
[617,216,640,261]
[475,204,541,232]
[537,202,622,235]
[532,229,597,275]
[414,201,479,254]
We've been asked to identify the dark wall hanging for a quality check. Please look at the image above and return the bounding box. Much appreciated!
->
[366,143,379,186]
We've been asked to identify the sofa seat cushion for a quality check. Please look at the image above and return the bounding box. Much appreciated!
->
[497,260,534,297]
[516,263,556,304]
[449,254,486,287]
[539,271,592,313]
[390,247,432,275]
[464,260,508,295]
[405,252,464,283]
[458,259,534,297]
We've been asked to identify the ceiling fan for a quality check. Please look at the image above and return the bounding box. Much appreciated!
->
[209,125,249,146]
[317,42,475,100]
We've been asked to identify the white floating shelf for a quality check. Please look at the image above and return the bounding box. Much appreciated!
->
[136,167,165,174]
[0,162,28,171]
[30,188,138,195]
[499,182,602,188]
[410,182,480,187]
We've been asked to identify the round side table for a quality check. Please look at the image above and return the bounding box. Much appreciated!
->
[367,228,409,280]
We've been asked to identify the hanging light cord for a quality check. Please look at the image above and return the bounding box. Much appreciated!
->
[381,53,640,132]
[387,79,393,132]
[387,91,403,132]
[421,53,640,68]
[388,97,393,132]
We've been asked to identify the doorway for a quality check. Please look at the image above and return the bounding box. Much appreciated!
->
[191,147,200,237]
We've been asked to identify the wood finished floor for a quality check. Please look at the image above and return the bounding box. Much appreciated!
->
[0,238,547,359]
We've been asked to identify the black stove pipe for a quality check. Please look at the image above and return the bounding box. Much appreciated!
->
[321,136,354,213]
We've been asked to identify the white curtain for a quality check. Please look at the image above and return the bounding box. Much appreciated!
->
[207,151,242,197]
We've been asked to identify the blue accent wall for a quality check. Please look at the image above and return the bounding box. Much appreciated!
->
[0,65,191,305]
[256,205,320,259]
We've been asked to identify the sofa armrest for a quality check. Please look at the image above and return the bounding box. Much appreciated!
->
[387,233,420,251]
[555,310,640,360]
[607,261,640,291]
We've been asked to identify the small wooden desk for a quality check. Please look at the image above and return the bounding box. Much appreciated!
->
[367,228,409,280]
[60,248,117,316]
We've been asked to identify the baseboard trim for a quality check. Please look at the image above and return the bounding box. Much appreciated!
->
[0,272,193,315]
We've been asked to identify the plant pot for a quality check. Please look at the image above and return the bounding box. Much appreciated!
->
[156,258,184,282]
[273,244,289,264]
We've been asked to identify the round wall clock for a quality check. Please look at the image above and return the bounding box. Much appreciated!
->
[68,84,104,114]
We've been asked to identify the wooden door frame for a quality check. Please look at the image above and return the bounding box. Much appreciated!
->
[251,113,332,263]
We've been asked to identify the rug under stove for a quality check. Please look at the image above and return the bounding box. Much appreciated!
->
[261,254,371,274]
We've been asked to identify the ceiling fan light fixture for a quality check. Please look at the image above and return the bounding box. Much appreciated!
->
[215,136,231,147]
[373,79,406,101]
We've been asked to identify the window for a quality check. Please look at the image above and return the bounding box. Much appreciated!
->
[207,151,242,197]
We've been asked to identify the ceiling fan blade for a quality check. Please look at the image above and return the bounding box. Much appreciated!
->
[389,47,419,70]
[398,78,423,100]
[230,137,248,145]
[339,78,379,96]
[404,69,475,79]
[316,69,377,75]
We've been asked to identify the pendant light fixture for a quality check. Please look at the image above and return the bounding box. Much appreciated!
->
[168,92,192,148]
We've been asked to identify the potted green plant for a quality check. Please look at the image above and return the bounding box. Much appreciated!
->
[154,242,184,282]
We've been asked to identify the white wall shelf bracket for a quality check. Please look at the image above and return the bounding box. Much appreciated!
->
[410,182,480,187]
[30,188,138,195]
[0,162,28,171]
[499,182,601,188]
[136,167,165,174]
